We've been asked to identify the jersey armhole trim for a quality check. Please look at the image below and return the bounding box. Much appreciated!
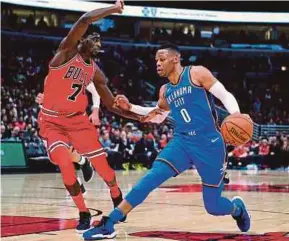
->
[49,54,77,70]
[189,65,203,89]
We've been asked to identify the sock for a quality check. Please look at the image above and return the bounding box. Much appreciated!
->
[108,208,125,224]
[78,156,86,165]
[90,155,120,198]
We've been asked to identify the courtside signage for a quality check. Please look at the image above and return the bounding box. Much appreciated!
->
[2,0,289,23]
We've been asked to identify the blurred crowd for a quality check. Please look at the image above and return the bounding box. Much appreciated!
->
[2,8,289,49]
[1,30,289,170]
[228,133,289,169]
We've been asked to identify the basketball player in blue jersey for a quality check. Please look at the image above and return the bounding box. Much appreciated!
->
[83,43,251,240]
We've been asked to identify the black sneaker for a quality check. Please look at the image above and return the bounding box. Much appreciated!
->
[111,188,126,222]
[81,158,94,183]
[76,212,92,233]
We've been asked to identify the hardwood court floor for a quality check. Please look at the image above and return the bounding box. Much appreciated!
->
[1,169,289,240]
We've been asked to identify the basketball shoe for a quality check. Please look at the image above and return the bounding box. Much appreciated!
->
[232,196,251,232]
[81,158,94,183]
[83,216,116,240]
[76,211,92,233]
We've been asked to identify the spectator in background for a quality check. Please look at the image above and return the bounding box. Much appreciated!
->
[228,145,249,167]
[158,133,168,150]
[1,124,9,139]
[119,130,134,163]
[134,133,157,169]
[4,126,21,141]
[14,116,26,130]
[259,139,270,156]
[101,130,123,170]
[253,97,261,113]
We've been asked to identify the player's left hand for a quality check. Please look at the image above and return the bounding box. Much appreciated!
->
[140,108,165,123]
[89,107,101,126]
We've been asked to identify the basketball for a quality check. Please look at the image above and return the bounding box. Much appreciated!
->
[221,114,253,146]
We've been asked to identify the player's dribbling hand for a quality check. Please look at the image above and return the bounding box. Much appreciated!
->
[89,107,101,126]
[35,93,44,104]
[114,95,131,110]
[114,0,124,14]
[140,108,165,123]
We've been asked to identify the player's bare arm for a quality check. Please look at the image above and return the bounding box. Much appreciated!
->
[50,0,124,67]
[92,66,143,121]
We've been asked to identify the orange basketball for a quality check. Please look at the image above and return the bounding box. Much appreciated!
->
[221,113,253,146]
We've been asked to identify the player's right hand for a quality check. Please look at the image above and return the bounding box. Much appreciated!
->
[114,95,131,110]
[140,108,165,123]
[35,93,44,105]
[114,0,124,14]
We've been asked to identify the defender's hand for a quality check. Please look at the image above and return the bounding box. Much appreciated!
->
[36,93,44,104]
[114,95,131,110]
[89,107,101,126]
[140,108,165,123]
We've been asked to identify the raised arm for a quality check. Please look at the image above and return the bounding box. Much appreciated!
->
[59,0,123,51]
[92,65,143,121]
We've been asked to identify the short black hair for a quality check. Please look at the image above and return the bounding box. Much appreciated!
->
[158,42,180,53]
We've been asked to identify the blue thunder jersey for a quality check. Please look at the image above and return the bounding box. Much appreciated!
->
[164,66,219,137]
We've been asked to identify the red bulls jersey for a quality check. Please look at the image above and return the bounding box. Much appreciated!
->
[42,54,96,114]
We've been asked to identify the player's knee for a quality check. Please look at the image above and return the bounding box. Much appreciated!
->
[50,146,71,167]
[65,180,81,196]
[204,201,219,215]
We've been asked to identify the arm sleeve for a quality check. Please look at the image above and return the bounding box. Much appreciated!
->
[130,104,170,123]
[86,82,100,108]
[209,81,240,114]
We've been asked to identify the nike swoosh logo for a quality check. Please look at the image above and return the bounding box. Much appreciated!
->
[211,137,219,143]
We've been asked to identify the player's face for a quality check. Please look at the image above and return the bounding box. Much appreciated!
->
[88,38,101,56]
[155,49,177,77]
[81,37,101,57]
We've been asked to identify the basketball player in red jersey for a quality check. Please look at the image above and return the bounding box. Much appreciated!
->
[38,0,142,233]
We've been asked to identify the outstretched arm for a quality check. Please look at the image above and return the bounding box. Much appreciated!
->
[92,66,143,121]
[59,0,123,51]
[115,85,170,123]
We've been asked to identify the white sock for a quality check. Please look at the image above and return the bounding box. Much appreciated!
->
[78,156,86,165]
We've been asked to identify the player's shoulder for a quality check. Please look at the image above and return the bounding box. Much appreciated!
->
[189,65,214,83]
[189,65,211,76]
[49,48,78,68]
[159,84,167,97]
